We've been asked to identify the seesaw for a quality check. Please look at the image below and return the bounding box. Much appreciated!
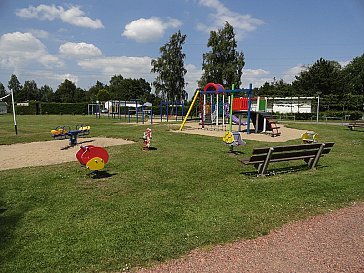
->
[51,124,90,146]
[76,145,109,173]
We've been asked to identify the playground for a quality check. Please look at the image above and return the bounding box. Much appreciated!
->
[0,113,363,272]
[176,121,306,142]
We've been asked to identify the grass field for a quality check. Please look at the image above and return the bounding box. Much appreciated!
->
[0,114,363,272]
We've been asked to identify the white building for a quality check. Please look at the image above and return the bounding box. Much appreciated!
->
[267,97,318,113]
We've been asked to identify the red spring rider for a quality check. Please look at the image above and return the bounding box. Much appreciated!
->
[76,145,109,173]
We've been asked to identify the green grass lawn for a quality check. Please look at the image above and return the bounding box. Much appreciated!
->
[0,114,363,272]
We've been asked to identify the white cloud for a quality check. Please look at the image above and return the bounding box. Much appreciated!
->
[185,64,202,99]
[282,64,307,83]
[0,32,63,70]
[16,4,104,29]
[78,56,153,78]
[242,68,272,88]
[29,70,79,85]
[339,60,350,67]
[197,0,263,39]
[122,17,182,43]
[28,29,49,39]
[59,42,102,57]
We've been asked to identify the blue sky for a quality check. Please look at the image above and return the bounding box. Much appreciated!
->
[0,0,363,99]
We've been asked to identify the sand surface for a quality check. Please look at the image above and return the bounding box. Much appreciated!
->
[178,122,307,142]
[0,137,134,171]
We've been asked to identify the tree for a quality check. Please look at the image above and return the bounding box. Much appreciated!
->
[18,80,39,101]
[97,88,111,102]
[8,74,22,102]
[199,22,245,89]
[87,81,107,102]
[151,30,187,101]
[109,75,124,100]
[292,58,343,97]
[39,85,54,102]
[0,82,6,98]
[255,79,294,97]
[54,79,77,103]
[342,53,364,96]
[109,75,152,101]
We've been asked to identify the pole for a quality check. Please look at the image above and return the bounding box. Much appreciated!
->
[216,92,219,126]
[166,100,169,122]
[317,95,320,123]
[136,99,138,124]
[10,88,17,135]
[229,84,234,131]
[182,100,184,120]
[179,90,200,131]
[150,108,153,125]
[222,93,225,129]
[247,83,253,134]
[160,101,162,122]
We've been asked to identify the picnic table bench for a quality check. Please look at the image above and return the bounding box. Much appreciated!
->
[240,142,335,176]
[348,120,364,130]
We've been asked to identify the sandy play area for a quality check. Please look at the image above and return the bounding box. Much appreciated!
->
[177,122,307,142]
[0,137,134,171]
[1,122,307,171]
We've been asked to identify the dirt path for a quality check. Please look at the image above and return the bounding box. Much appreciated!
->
[0,137,134,171]
[138,202,364,272]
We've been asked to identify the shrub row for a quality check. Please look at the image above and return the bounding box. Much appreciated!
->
[8,102,88,115]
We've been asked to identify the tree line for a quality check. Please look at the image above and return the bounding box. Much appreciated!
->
[1,21,363,113]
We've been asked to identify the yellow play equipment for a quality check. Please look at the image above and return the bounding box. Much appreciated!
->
[301,131,318,144]
[179,90,200,131]
[50,128,67,136]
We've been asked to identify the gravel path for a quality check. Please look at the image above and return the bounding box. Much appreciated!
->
[138,202,364,273]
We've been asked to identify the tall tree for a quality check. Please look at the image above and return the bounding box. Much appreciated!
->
[342,53,364,95]
[39,85,54,102]
[109,75,152,101]
[0,82,6,98]
[8,74,22,102]
[87,81,107,102]
[292,58,343,97]
[18,80,39,101]
[109,75,124,100]
[151,30,187,101]
[54,79,77,103]
[199,22,245,89]
[255,79,294,97]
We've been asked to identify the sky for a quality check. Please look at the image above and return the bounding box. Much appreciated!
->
[0,0,363,99]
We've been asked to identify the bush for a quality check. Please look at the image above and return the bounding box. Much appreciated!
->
[40,103,88,115]
[15,101,38,115]
[321,110,363,120]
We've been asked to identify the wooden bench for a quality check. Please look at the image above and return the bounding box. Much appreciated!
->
[348,120,364,130]
[240,142,335,176]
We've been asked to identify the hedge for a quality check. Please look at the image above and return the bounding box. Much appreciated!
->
[40,103,88,115]
[10,102,88,115]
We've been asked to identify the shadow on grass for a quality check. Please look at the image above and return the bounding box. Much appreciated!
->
[227,150,245,155]
[241,164,329,177]
[143,146,158,151]
[0,199,27,267]
[88,171,117,179]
